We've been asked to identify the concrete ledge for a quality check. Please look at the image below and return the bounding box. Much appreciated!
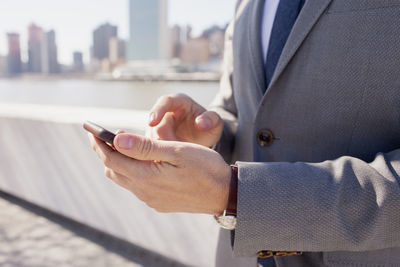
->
[0,102,148,130]
[0,103,220,266]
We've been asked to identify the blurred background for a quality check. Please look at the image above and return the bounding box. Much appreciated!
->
[0,0,235,266]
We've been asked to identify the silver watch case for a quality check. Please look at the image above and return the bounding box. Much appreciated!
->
[214,210,237,230]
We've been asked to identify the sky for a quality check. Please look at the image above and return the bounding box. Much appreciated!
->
[0,0,235,64]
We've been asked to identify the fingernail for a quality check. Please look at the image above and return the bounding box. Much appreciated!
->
[117,135,134,149]
[149,112,156,124]
[197,117,211,129]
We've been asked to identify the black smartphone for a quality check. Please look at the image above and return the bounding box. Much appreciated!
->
[83,121,116,146]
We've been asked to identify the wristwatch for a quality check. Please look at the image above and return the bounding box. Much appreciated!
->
[215,165,238,230]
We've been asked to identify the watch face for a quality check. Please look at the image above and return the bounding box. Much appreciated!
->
[216,215,237,230]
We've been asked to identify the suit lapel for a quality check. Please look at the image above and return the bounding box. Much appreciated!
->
[264,0,333,94]
[247,0,267,100]
[242,0,333,106]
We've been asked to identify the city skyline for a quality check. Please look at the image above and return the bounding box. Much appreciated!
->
[0,0,235,64]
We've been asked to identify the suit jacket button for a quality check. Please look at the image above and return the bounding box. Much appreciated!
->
[257,130,274,147]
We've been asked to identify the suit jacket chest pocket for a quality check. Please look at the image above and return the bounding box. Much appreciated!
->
[327,0,400,13]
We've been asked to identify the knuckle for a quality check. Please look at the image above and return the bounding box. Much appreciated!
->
[154,126,167,138]
[165,94,174,100]
[153,95,174,112]
[155,95,164,103]
[153,95,168,109]
[174,145,195,163]
[174,93,189,99]
[163,93,188,103]
[160,94,173,104]
[173,144,188,157]
[137,138,153,159]
[171,147,181,159]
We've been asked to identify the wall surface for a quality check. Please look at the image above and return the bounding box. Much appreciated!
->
[0,103,221,266]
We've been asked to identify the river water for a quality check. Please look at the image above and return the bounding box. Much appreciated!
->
[0,79,219,110]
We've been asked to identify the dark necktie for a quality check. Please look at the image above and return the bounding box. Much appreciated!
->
[265,0,305,88]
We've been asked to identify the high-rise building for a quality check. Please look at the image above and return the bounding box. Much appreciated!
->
[128,0,169,61]
[170,25,182,59]
[73,51,84,72]
[109,37,126,65]
[93,23,118,60]
[41,30,59,74]
[28,23,43,73]
[170,24,191,59]
[6,33,22,75]
[184,25,192,41]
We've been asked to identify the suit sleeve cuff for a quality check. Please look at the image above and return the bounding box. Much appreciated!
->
[233,161,309,257]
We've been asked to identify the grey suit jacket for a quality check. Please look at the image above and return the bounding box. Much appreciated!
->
[211,0,400,266]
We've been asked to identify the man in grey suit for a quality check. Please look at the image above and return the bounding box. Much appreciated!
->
[89,0,400,266]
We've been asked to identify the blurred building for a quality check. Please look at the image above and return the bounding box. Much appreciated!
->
[201,25,226,59]
[170,25,182,59]
[6,33,22,75]
[28,23,43,73]
[128,0,169,61]
[109,37,126,65]
[180,38,210,64]
[0,56,6,76]
[41,30,59,74]
[170,25,192,59]
[183,25,192,41]
[93,23,118,60]
[209,31,225,59]
[73,51,84,72]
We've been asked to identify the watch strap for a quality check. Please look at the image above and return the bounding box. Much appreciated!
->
[226,165,238,216]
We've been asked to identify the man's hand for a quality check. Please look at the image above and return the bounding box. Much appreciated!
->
[147,94,223,148]
[88,132,231,215]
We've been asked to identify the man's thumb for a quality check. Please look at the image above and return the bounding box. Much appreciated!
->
[195,111,222,131]
[114,133,175,162]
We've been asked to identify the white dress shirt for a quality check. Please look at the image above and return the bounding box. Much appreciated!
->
[261,0,280,65]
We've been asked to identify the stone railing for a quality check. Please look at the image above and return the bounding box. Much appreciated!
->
[0,103,220,266]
